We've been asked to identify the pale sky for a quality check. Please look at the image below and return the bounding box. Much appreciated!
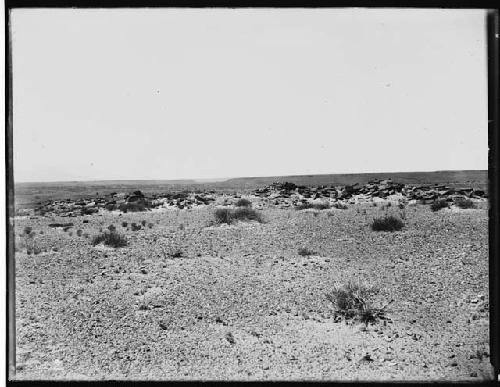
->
[11,8,488,183]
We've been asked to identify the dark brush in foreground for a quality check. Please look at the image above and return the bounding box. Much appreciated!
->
[371,216,405,232]
[91,231,128,248]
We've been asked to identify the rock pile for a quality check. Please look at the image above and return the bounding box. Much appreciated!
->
[253,179,487,206]
[28,179,486,217]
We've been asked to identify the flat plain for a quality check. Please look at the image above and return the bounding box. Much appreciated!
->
[12,171,492,380]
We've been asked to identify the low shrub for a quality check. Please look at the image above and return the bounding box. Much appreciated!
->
[131,223,142,231]
[332,202,348,210]
[233,207,263,222]
[295,202,330,210]
[76,229,83,237]
[326,279,383,324]
[23,226,32,235]
[235,198,252,208]
[118,201,149,213]
[108,225,116,232]
[456,198,476,209]
[170,249,183,258]
[105,203,117,211]
[430,199,448,212]
[214,207,263,224]
[148,223,154,229]
[81,207,98,215]
[141,220,147,227]
[91,231,128,248]
[371,216,404,232]
[49,223,74,228]
[298,247,316,256]
[214,208,233,224]
[122,221,128,227]
[63,226,72,232]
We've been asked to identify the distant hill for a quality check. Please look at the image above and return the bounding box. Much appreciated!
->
[215,170,488,190]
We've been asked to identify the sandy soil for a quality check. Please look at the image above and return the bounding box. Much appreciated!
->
[13,202,493,380]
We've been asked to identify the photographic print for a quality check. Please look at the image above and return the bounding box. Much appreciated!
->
[8,7,495,381]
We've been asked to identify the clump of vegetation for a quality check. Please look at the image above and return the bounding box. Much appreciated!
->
[214,207,264,224]
[214,208,233,224]
[131,223,142,231]
[371,215,404,232]
[91,231,128,248]
[326,279,384,324]
[118,201,149,213]
[298,247,316,256]
[179,223,185,230]
[332,202,348,210]
[48,223,74,228]
[455,198,476,209]
[63,226,72,232]
[170,249,183,258]
[81,207,98,215]
[76,229,83,237]
[235,198,252,208]
[122,221,128,228]
[233,207,263,222]
[141,220,147,227]
[105,203,117,211]
[23,226,33,235]
[295,202,330,210]
[148,223,154,229]
[108,224,116,232]
[430,199,449,212]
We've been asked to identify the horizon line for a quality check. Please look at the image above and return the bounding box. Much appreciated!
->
[13,168,488,185]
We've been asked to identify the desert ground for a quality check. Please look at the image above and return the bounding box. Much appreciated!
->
[11,173,493,381]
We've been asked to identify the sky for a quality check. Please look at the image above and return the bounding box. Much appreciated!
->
[11,8,488,183]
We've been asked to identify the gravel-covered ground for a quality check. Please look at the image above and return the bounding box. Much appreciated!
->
[13,201,493,380]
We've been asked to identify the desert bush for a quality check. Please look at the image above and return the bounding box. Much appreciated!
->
[214,207,263,224]
[298,247,316,256]
[131,223,141,231]
[170,249,183,258]
[48,223,74,228]
[81,207,98,215]
[118,201,148,213]
[148,223,154,229]
[108,224,116,232]
[91,231,128,248]
[141,220,146,227]
[430,199,449,212]
[63,226,72,232]
[332,202,348,210]
[83,233,89,239]
[371,215,404,232]
[233,207,263,222]
[23,226,32,235]
[76,229,83,237]
[122,221,128,227]
[295,202,330,210]
[326,279,382,323]
[455,198,476,209]
[398,203,406,210]
[214,208,233,224]
[179,223,185,230]
[105,203,117,211]
[235,198,252,208]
